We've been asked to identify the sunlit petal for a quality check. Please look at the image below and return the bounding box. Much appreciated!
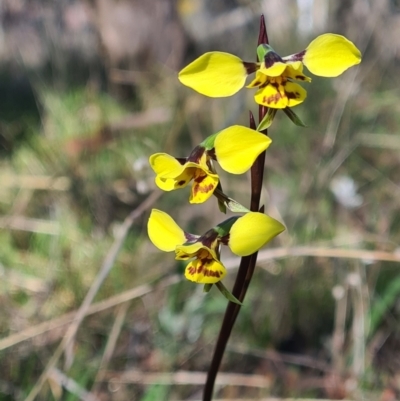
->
[178,52,249,97]
[147,209,187,252]
[184,258,227,284]
[246,70,269,88]
[259,62,287,77]
[285,81,307,107]
[303,33,361,77]
[175,242,205,260]
[228,212,285,256]
[190,172,219,204]
[284,62,312,82]
[150,153,184,178]
[254,83,288,109]
[214,125,272,174]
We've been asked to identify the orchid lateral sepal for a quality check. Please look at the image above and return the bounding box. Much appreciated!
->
[215,282,243,305]
[257,108,277,131]
[213,187,250,213]
[283,107,307,127]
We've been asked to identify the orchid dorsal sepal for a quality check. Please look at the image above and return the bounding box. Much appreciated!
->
[215,281,243,305]
[257,44,275,62]
[283,107,307,127]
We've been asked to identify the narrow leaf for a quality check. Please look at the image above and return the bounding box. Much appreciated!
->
[215,281,243,305]
[283,107,307,127]
[203,284,213,293]
[257,108,277,131]
[215,282,243,305]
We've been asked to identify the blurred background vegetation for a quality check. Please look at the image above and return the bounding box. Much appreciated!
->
[1,0,400,400]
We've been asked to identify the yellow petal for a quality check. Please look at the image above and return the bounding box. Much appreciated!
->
[214,125,272,174]
[155,174,191,191]
[150,153,184,178]
[190,172,219,204]
[254,83,288,109]
[303,33,361,77]
[285,81,307,107]
[147,209,186,252]
[246,70,268,88]
[184,258,227,284]
[175,242,204,260]
[229,212,285,256]
[284,62,312,82]
[178,52,248,97]
[259,61,287,77]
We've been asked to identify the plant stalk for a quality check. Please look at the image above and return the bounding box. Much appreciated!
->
[202,15,269,401]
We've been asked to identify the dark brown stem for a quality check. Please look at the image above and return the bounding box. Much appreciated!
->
[202,15,269,401]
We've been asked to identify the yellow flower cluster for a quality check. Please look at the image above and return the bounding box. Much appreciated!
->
[147,31,361,289]
[179,33,361,109]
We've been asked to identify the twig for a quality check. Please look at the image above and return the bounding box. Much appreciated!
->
[24,189,161,401]
[48,368,98,401]
[0,175,70,191]
[0,274,180,352]
[171,399,353,401]
[92,302,130,390]
[0,216,60,235]
[103,370,272,388]
[1,245,397,353]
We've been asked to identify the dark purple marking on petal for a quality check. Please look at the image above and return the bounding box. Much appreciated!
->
[187,146,206,163]
[264,51,284,68]
[286,91,300,100]
[208,148,216,160]
[243,62,258,75]
[192,175,214,197]
[263,92,285,105]
[185,233,199,243]
[176,157,187,165]
[288,50,306,62]
[199,228,219,249]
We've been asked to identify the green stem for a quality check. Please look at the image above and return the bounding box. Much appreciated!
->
[202,15,269,401]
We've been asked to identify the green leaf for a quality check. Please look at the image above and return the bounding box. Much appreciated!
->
[226,198,250,213]
[203,283,213,293]
[216,282,243,305]
[218,199,227,213]
[283,107,307,127]
[257,108,277,131]
[213,186,249,213]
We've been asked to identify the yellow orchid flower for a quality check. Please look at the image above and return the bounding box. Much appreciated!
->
[178,33,361,109]
[149,125,271,204]
[147,209,285,284]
